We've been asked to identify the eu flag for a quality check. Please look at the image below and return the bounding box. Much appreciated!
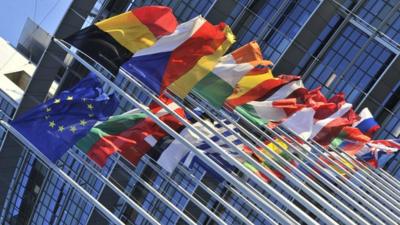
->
[11,72,119,162]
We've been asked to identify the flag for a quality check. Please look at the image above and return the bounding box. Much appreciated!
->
[64,6,177,74]
[352,108,380,137]
[234,77,306,126]
[355,140,400,168]
[11,73,119,162]
[242,138,292,182]
[330,127,370,156]
[311,103,358,145]
[236,99,303,126]
[77,97,185,166]
[281,108,316,140]
[193,41,272,108]
[225,75,304,109]
[122,16,235,98]
[181,120,242,178]
[76,111,147,166]
[150,118,242,174]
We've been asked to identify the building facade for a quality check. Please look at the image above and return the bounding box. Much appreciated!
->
[0,0,400,225]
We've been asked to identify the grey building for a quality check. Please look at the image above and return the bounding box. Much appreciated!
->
[0,0,400,225]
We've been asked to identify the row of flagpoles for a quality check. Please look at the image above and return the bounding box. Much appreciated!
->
[1,5,399,225]
[56,37,396,222]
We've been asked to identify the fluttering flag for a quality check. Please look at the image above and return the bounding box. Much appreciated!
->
[311,103,359,145]
[281,108,315,140]
[122,16,235,98]
[242,138,293,182]
[330,127,371,156]
[193,41,272,108]
[77,96,185,167]
[225,75,303,109]
[235,77,306,126]
[352,108,380,137]
[355,139,400,168]
[76,110,147,166]
[11,73,119,162]
[180,120,242,178]
[65,6,177,74]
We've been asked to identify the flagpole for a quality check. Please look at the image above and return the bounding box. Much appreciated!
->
[277,125,400,210]
[184,91,398,224]
[182,93,389,225]
[173,163,278,225]
[0,120,126,225]
[332,144,400,195]
[111,72,342,225]
[113,155,230,225]
[272,125,400,218]
[140,157,257,225]
[376,169,400,187]
[54,39,298,225]
[329,143,400,200]
[67,149,191,225]
[167,92,375,225]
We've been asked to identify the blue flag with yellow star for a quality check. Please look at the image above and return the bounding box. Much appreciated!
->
[11,72,119,162]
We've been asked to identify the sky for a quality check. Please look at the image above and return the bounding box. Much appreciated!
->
[0,0,73,47]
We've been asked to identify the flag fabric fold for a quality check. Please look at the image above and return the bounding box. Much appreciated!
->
[352,108,380,137]
[355,139,400,168]
[225,75,302,109]
[64,6,177,74]
[123,16,235,97]
[11,73,119,162]
[193,41,272,108]
[77,96,185,166]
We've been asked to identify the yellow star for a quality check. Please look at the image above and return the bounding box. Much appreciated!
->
[70,126,77,133]
[54,98,61,104]
[67,96,73,101]
[58,126,65,132]
[46,107,51,112]
[49,121,56,128]
[45,115,50,120]
[80,120,87,126]
[87,104,94,110]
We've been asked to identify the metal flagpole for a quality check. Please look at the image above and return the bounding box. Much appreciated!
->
[376,169,400,187]
[181,93,387,225]
[183,91,396,224]
[173,163,278,225]
[0,120,125,225]
[331,143,400,195]
[231,112,400,223]
[113,155,230,225]
[166,92,370,225]
[276,126,400,212]
[236,111,400,224]
[328,142,400,201]
[140,157,256,225]
[111,72,341,225]
[54,39,298,225]
[271,125,400,221]
[67,149,192,225]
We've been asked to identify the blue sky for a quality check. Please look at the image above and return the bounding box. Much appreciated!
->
[0,0,72,46]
